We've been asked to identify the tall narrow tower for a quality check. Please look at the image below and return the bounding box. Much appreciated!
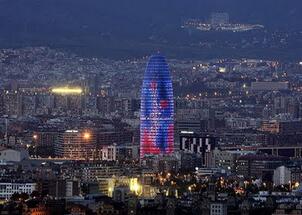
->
[140,54,174,158]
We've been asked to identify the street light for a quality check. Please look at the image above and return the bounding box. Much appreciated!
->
[83,132,91,140]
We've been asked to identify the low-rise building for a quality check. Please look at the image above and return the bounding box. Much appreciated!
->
[210,202,228,215]
[211,149,255,172]
[0,182,37,199]
[236,154,289,180]
[0,148,29,162]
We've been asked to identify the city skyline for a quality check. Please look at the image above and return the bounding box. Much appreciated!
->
[1,1,302,215]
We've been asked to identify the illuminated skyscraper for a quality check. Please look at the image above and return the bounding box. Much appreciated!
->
[140,54,174,158]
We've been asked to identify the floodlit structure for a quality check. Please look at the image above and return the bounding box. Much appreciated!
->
[51,87,83,95]
[140,54,174,158]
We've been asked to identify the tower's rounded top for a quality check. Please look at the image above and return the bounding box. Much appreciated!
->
[148,54,166,63]
[144,54,169,80]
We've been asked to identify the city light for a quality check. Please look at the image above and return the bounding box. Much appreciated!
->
[83,132,91,140]
[294,182,300,188]
[180,131,194,134]
[2,2,302,214]
[51,87,83,95]
[129,178,142,195]
[66,130,79,133]
[32,134,38,140]
[219,67,226,73]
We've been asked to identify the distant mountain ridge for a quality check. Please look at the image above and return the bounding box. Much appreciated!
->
[1,0,301,35]
[0,0,301,59]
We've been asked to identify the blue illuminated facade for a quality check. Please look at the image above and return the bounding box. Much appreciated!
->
[140,54,174,158]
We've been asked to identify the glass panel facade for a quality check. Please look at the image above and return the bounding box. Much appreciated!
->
[140,55,174,158]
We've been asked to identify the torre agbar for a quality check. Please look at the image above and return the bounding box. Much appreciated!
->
[140,54,174,158]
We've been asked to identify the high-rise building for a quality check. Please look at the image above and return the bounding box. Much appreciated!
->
[55,129,97,160]
[273,166,291,186]
[180,134,216,166]
[140,54,174,158]
[2,90,22,116]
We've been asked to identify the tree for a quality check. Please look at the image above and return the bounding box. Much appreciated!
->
[30,191,40,199]
[10,192,29,201]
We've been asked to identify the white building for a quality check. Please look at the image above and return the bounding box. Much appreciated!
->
[210,203,227,215]
[273,166,291,186]
[101,145,117,161]
[116,144,139,160]
[101,144,139,161]
[0,182,37,199]
[211,149,255,171]
[66,180,80,198]
[195,167,222,177]
[0,148,29,162]
[113,186,130,203]
[226,118,261,130]
[251,82,289,91]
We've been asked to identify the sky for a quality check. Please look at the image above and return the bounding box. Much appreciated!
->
[1,0,302,33]
[0,0,302,59]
